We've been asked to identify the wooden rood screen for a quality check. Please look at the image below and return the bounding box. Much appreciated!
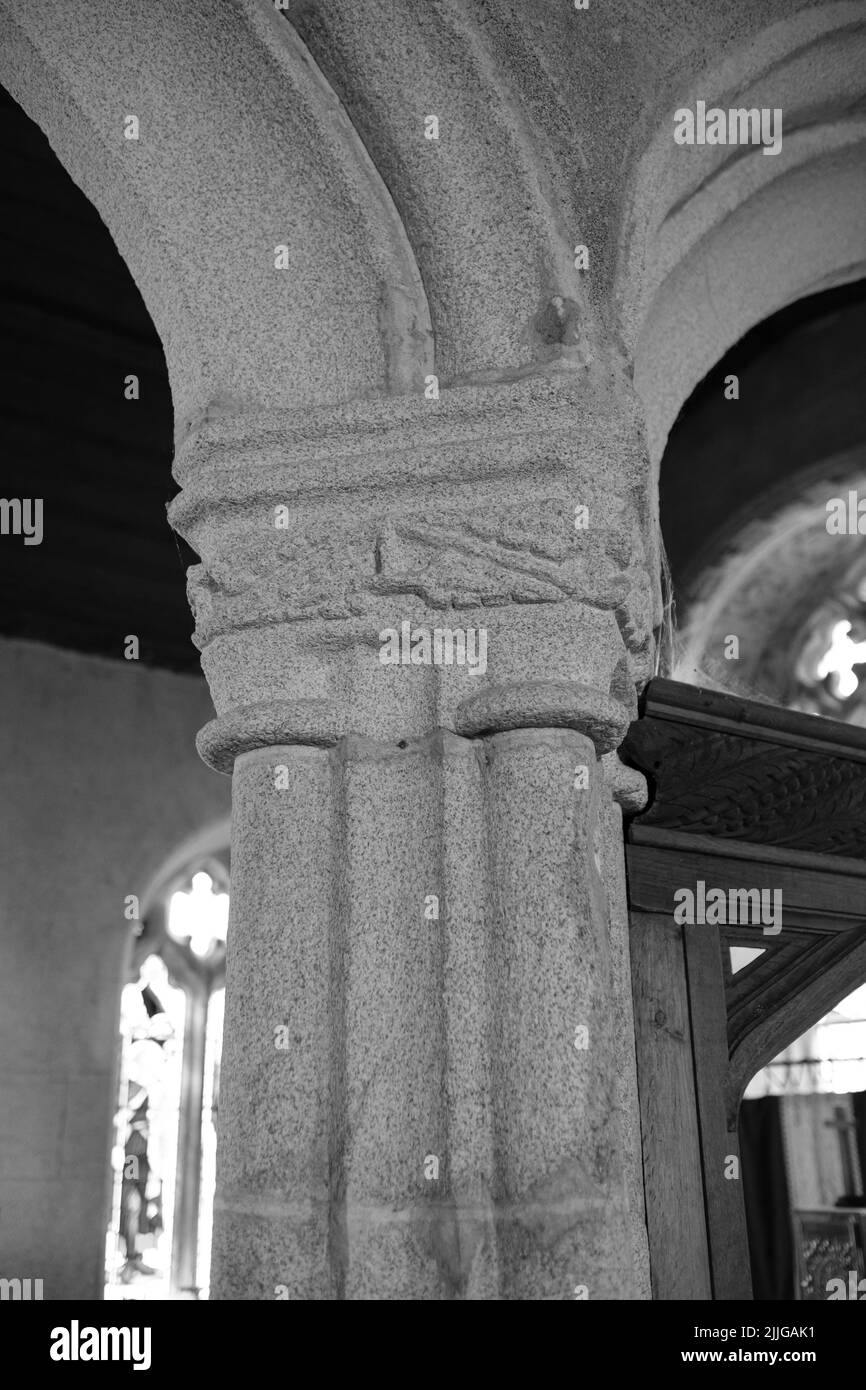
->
[621,678,866,1301]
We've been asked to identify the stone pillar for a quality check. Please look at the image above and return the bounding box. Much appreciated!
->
[1,0,662,1301]
[170,367,654,1299]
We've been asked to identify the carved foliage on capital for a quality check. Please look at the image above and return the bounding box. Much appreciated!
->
[174,399,656,664]
[373,506,642,611]
[185,494,653,661]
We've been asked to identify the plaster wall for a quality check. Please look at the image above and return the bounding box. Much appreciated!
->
[0,639,227,1301]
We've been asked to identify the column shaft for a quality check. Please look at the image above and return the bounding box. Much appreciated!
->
[212,730,641,1299]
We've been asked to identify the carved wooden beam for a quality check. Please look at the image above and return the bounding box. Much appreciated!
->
[623,677,866,859]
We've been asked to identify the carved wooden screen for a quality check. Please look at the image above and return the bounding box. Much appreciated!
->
[622,678,866,1300]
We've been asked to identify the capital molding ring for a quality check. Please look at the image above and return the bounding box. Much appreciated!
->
[197,699,346,774]
[454,680,633,752]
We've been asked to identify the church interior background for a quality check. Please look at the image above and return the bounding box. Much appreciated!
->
[656,286,866,1302]
[1,0,865,1302]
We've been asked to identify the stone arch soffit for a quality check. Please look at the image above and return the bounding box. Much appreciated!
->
[0,0,433,442]
[616,1,866,468]
[286,0,594,385]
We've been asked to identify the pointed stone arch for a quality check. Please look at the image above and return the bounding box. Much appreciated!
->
[0,0,433,440]
[284,0,598,384]
[618,0,866,469]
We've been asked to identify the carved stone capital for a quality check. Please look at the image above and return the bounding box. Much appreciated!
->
[170,373,656,766]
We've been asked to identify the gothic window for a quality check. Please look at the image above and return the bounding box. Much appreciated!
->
[795,567,866,724]
[105,859,229,1300]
